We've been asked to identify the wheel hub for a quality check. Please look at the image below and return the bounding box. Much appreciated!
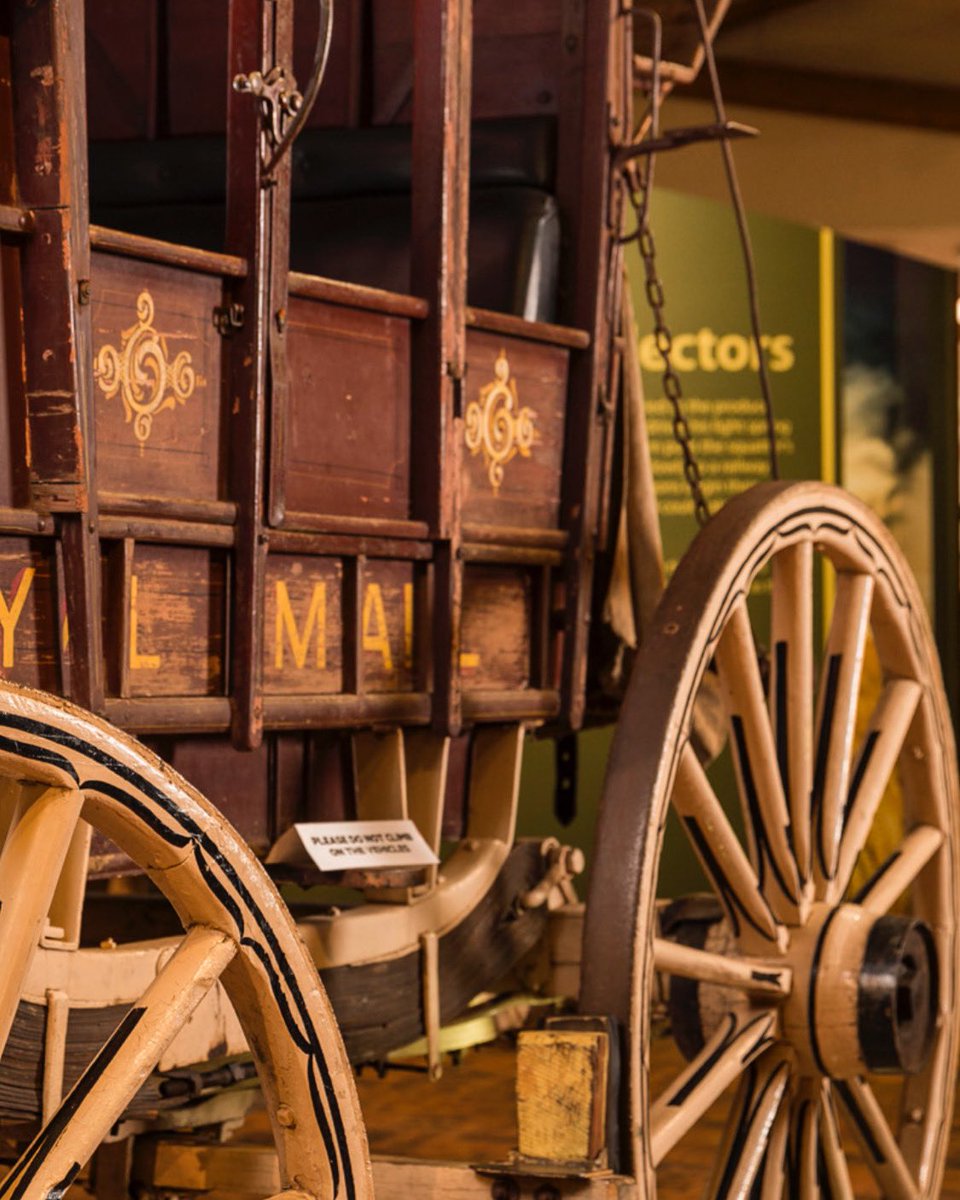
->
[783,902,938,1079]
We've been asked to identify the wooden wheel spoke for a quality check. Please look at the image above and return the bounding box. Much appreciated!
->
[653,937,791,997]
[717,602,803,915]
[0,926,236,1200]
[819,1081,855,1200]
[649,1008,778,1166]
[0,786,83,1058]
[900,1023,949,1182]
[706,1053,790,1199]
[770,543,814,885]
[757,1098,789,1200]
[829,678,922,903]
[674,745,785,947]
[854,824,944,915]
[813,571,874,888]
[833,1077,919,1200]
[790,1090,819,1199]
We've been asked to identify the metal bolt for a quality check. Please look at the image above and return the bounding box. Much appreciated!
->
[276,1104,297,1128]
[77,278,91,306]
[490,1180,519,1200]
[275,306,287,332]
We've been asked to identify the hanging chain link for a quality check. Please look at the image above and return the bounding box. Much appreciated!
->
[627,164,711,527]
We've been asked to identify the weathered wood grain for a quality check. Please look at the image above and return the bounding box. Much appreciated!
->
[91,255,225,504]
[281,298,412,522]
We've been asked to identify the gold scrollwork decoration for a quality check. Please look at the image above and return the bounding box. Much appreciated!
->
[464,349,537,492]
[94,290,203,445]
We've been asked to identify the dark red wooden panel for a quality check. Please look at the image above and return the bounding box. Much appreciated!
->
[0,537,61,692]
[263,554,344,695]
[91,254,225,505]
[461,565,530,690]
[86,0,155,140]
[122,544,227,697]
[372,0,563,123]
[362,559,415,693]
[282,297,411,521]
[461,332,568,530]
[166,0,229,135]
[0,243,27,509]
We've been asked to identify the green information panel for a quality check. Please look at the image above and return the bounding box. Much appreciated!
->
[628,188,834,577]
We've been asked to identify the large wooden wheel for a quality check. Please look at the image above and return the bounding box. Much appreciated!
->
[0,682,372,1200]
[582,480,960,1197]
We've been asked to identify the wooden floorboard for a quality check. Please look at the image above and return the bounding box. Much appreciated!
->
[356,1037,960,1195]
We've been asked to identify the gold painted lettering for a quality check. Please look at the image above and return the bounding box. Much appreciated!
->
[362,583,393,671]
[129,574,161,670]
[403,582,413,670]
[275,581,327,669]
[0,568,35,668]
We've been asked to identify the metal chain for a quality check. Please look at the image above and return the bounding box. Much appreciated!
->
[632,199,711,527]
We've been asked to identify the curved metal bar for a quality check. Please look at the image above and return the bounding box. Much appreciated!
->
[263,0,335,180]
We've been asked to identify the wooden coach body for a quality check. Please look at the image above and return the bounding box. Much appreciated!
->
[0,0,630,858]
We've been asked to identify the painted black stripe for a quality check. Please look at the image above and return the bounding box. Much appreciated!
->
[813,654,842,878]
[818,1133,834,1199]
[0,712,355,1200]
[82,777,193,849]
[714,1063,789,1200]
[844,729,881,829]
[666,1013,771,1108]
[730,715,795,902]
[834,1079,887,1164]
[0,732,78,785]
[0,1008,145,1200]
[851,849,901,907]
[682,815,777,942]
[807,907,844,1078]
[43,1162,79,1200]
[774,640,789,807]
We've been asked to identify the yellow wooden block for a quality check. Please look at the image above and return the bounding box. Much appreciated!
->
[516,1028,608,1164]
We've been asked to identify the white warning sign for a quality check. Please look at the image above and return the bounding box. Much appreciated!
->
[285,819,439,872]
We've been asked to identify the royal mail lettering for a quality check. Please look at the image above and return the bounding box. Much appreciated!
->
[0,542,60,692]
[3,543,532,704]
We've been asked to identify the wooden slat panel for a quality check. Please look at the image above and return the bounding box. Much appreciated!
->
[113,544,228,698]
[85,0,155,140]
[0,537,61,692]
[281,297,411,522]
[166,0,229,135]
[0,243,27,510]
[362,559,415,694]
[461,565,531,691]
[372,0,565,122]
[91,254,225,504]
[462,331,568,531]
[263,555,344,696]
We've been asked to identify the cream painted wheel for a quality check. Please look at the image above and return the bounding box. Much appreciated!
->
[582,481,960,1197]
[0,682,372,1200]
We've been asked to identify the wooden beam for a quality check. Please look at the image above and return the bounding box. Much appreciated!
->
[689,58,960,134]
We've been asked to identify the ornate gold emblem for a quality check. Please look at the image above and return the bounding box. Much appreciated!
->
[94,291,202,445]
[464,349,537,492]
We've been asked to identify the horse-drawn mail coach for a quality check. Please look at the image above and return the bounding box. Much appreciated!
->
[0,0,956,1196]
